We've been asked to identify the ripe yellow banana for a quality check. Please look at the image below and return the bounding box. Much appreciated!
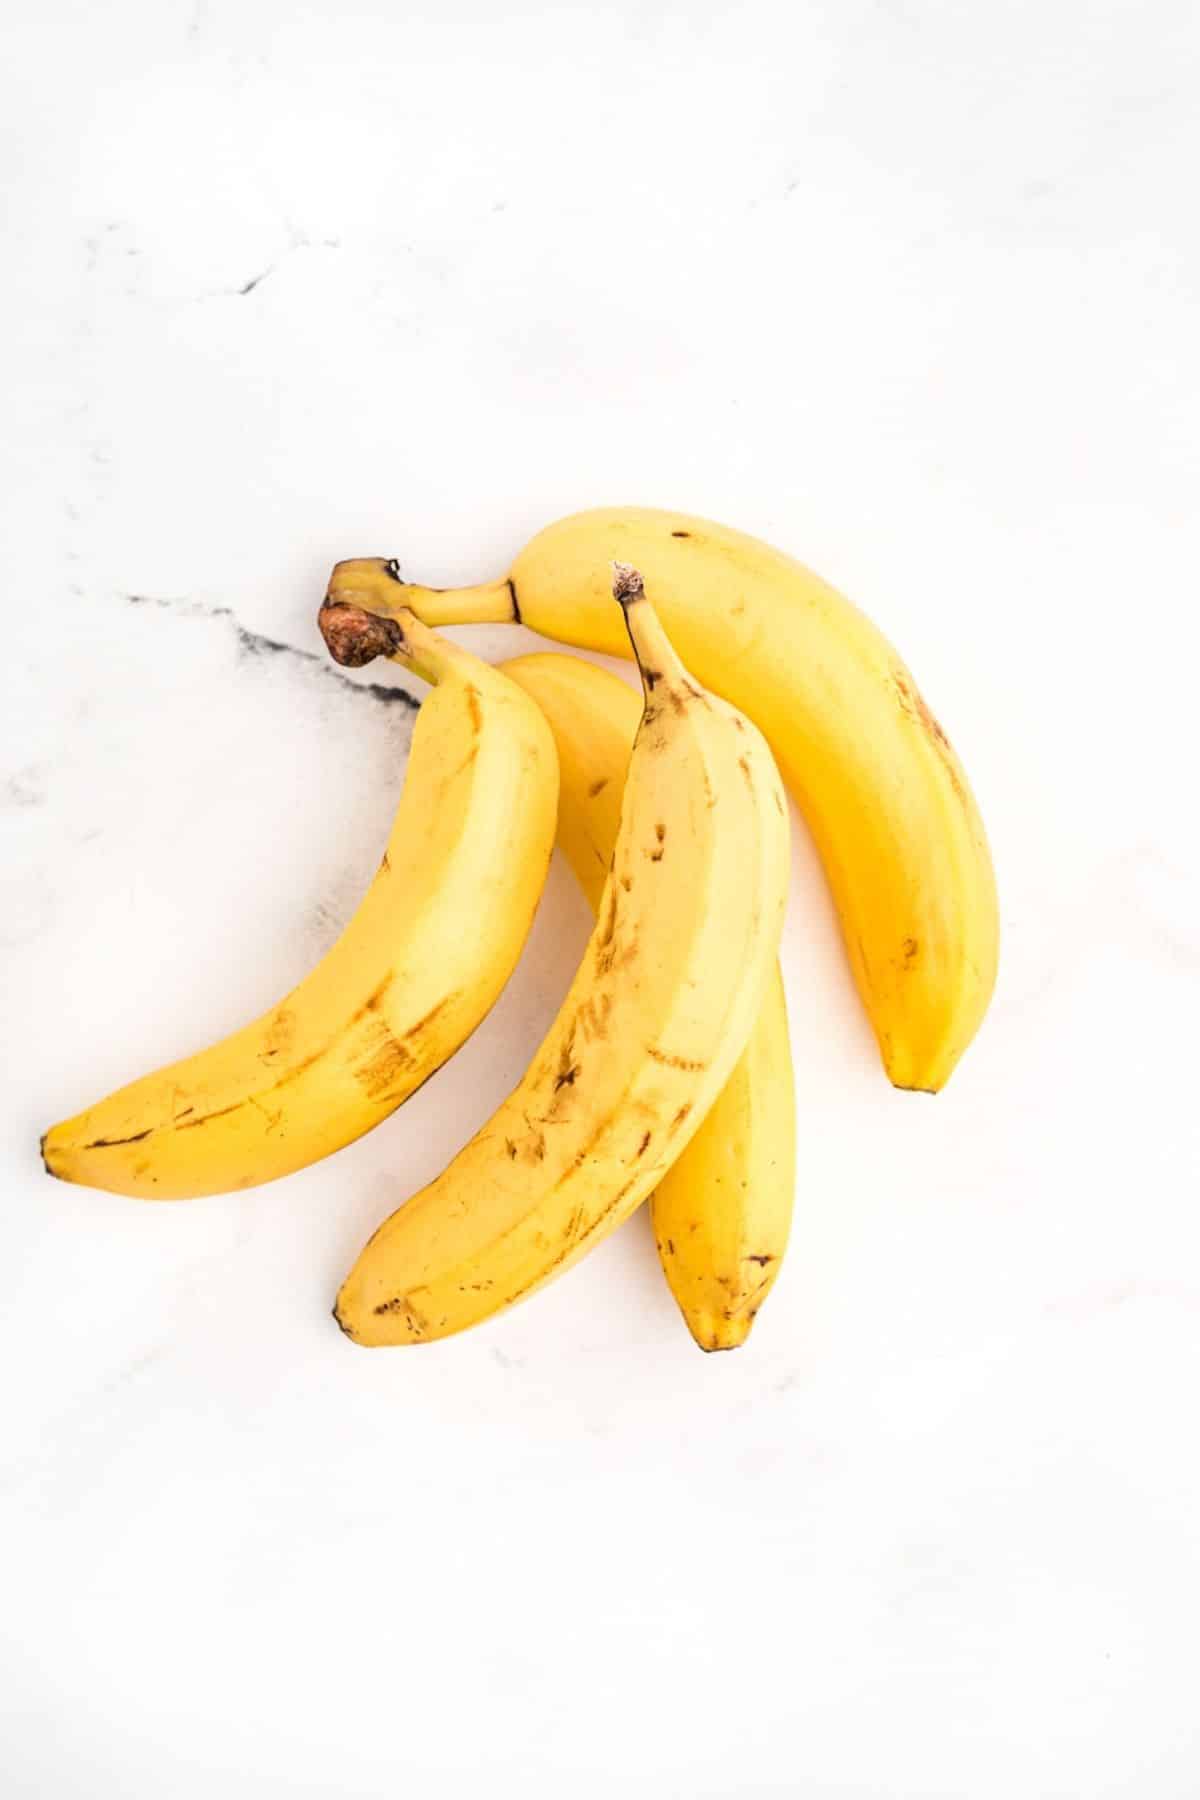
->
[42,608,558,1200]
[329,509,998,1090]
[499,651,795,1351]
[334,567,790,1347]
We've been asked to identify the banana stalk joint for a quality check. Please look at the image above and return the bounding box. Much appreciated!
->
[319,593,476,689]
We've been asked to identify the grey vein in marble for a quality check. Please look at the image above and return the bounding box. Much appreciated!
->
[125,592,419,708]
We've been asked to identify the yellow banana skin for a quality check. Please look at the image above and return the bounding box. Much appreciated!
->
[334,573,790,1347]
[499,652,795,1352]
[42,611,558,1200]
[654,970,793,1350]
[328,510,998,1091]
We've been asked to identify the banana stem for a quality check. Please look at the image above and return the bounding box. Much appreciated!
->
[613,562,690,698]
[403,579,518,627]
[325,557,517,626]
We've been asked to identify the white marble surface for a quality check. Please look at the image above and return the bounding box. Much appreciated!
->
[4,2,1199,1794]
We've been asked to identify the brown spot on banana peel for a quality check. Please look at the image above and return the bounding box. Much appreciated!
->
[261,1008,296,1058]
[372,1292,429,1331]
[269,1041,336,1092]
[175,1043,331,1136]
[732,1270,777,1315]
[647,1046,707,1072]
[174,1101,245,1131]
[588,776,609,797]
[249,1097,284,1134]
[352,1023,417,1099]
[607,929,640,973]
[892,667,966,801]
[598,887,619,949]
[558,1114,612,1181]
[347,971,396,1026]
[575,999,600,1043]
[81,1127,154,1150]
[595,887,622,972]
[404,993,457,1038]
[446,743,480,782]
[563,1203,587,1245]
[501,1171,644,1309]
[512,1126,546,1165]
[575,991,613,1043]
[354,990,462,1101]
[465,685,483,735]
[552,1025,580,1092]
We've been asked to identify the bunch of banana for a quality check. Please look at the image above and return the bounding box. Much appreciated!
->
[328,506,999,1093]
[44,506,997,1355]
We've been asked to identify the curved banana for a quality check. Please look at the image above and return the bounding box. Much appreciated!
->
[334,567,789,1347]
[499,651,795,1351]
[328,510,998,1090]
[42,608,558,1200]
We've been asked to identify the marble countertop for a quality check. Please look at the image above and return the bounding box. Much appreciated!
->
[4,2,1199,1795]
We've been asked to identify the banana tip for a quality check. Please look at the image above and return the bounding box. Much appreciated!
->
[687,1310,754,1353]
[331,1300,359,1343]
[39,1131,58,1179]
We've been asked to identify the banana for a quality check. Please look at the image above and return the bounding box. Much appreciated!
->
[328,510,998,1091]
[499,651,795,1351]
[42,607,558,1200]
[334,567,790,1347]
